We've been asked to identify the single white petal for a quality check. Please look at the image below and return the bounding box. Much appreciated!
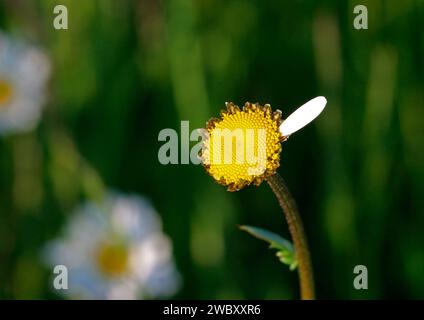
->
[279,96,327,136]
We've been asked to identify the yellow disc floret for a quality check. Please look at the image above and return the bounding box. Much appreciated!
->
[201,102,284,191]
[96,242,129,277]
[0,79,13,107]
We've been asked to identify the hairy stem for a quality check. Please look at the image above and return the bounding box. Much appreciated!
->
[266,173,315,300]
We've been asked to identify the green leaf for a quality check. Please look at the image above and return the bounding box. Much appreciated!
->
[239,225,297,270]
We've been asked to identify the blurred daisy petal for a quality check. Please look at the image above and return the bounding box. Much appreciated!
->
[0,32,50,135]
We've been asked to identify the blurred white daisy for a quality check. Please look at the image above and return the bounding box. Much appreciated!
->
[0,32,50,135]
[43,192,181,300]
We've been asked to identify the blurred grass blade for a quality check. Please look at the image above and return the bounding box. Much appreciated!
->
[239,225,297,270]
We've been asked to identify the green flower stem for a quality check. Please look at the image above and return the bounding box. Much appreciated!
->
[266,173,315,300]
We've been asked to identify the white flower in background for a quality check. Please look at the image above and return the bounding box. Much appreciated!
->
[43,193,181,300]
[0,32,50,135]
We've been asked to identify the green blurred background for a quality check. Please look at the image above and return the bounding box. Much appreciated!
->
[0,0,423,299]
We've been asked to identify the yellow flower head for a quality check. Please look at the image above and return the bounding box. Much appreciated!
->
[200,102,285,192]
[96,241,129,277]
[200,97,327,192]
[0,79,13,107]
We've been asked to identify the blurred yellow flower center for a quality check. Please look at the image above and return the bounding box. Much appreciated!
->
[0,79,13,107]
[201,102,284,191]
[96,242,129,277]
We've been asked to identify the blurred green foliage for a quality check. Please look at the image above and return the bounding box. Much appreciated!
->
[0,0,423,299]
